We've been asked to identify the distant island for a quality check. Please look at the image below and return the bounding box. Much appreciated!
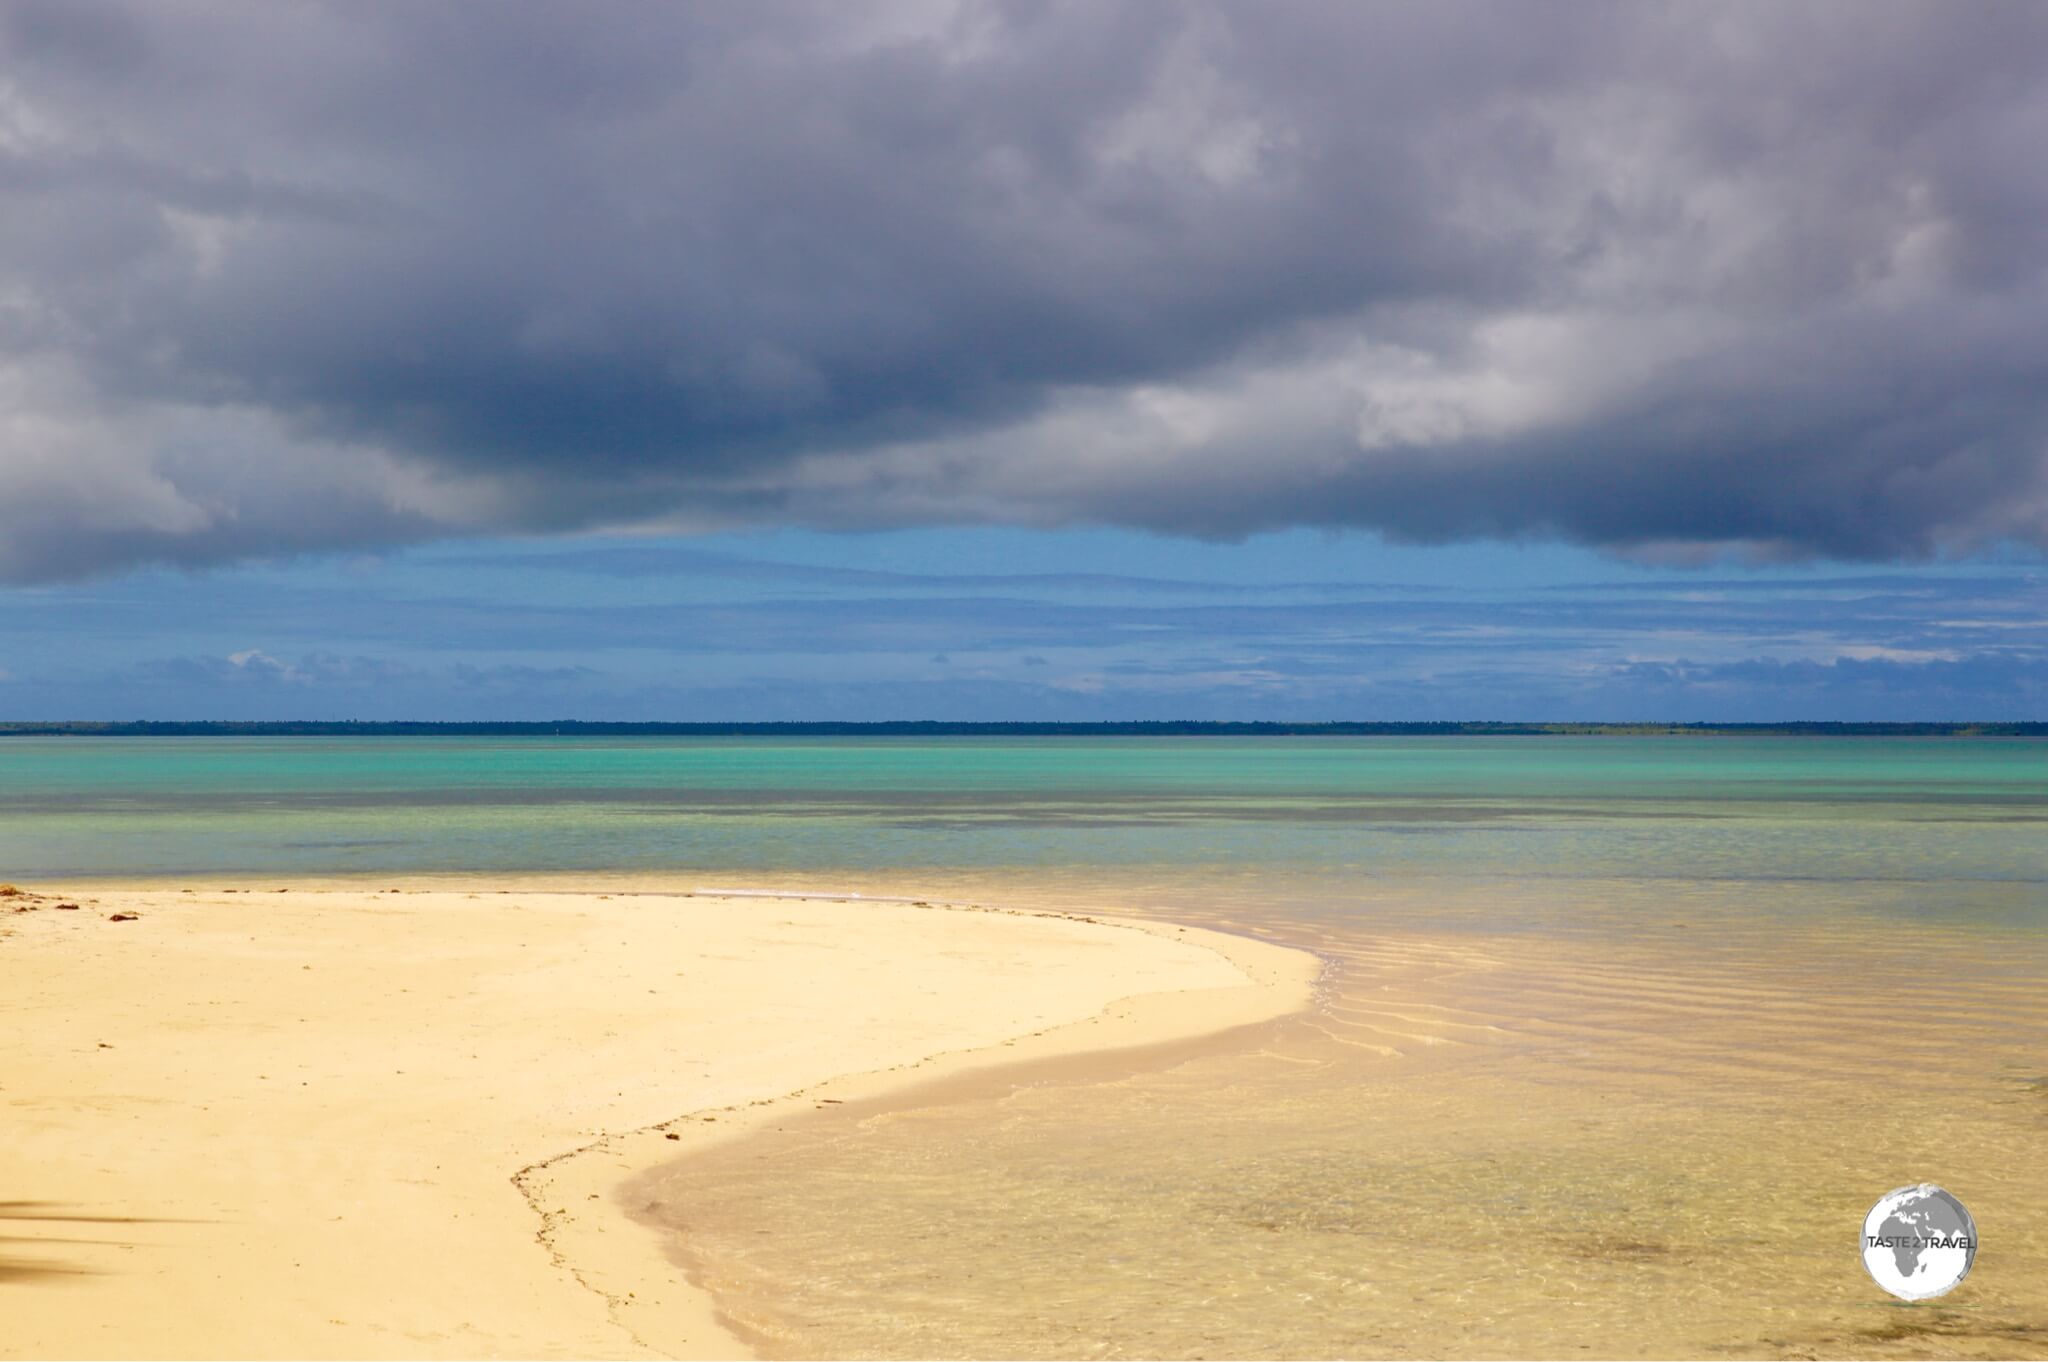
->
[1,721,2041,737]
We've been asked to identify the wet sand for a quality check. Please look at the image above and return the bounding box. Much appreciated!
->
[0,881,1318,1359]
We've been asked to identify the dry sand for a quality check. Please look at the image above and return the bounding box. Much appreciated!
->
[0,882,1317,1360]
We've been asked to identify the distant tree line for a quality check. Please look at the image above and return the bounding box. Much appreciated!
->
[0,721,2041,738]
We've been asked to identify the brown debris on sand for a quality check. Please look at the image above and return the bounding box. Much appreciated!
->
[3,885,49,912]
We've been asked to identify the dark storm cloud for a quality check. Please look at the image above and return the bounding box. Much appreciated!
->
[3,1,2047,580]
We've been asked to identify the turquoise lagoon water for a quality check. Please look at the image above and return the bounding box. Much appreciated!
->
[2,735,2043,893]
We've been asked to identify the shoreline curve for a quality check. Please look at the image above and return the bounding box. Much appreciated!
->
[1,880,1318,1360]
[523,905,1321,1360]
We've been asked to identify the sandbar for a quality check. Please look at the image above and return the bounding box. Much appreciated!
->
[0,882,1317,1359]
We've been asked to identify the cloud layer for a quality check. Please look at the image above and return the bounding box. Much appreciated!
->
[4,1,2047,580]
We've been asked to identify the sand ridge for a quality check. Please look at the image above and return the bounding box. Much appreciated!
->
[0,882,1317,1359]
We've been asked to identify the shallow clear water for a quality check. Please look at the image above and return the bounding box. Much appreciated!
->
[665,872,2048,1359]
[5,735,2045,1355]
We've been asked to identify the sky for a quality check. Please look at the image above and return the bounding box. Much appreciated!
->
[1,1,2044,720]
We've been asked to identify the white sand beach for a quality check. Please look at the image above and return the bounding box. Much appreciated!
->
[0,882,1317,1359]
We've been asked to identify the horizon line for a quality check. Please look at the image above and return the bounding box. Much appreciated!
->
[2,720,2043,738]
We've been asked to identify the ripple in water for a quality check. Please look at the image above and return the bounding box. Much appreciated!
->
[653,875,2048,1359]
